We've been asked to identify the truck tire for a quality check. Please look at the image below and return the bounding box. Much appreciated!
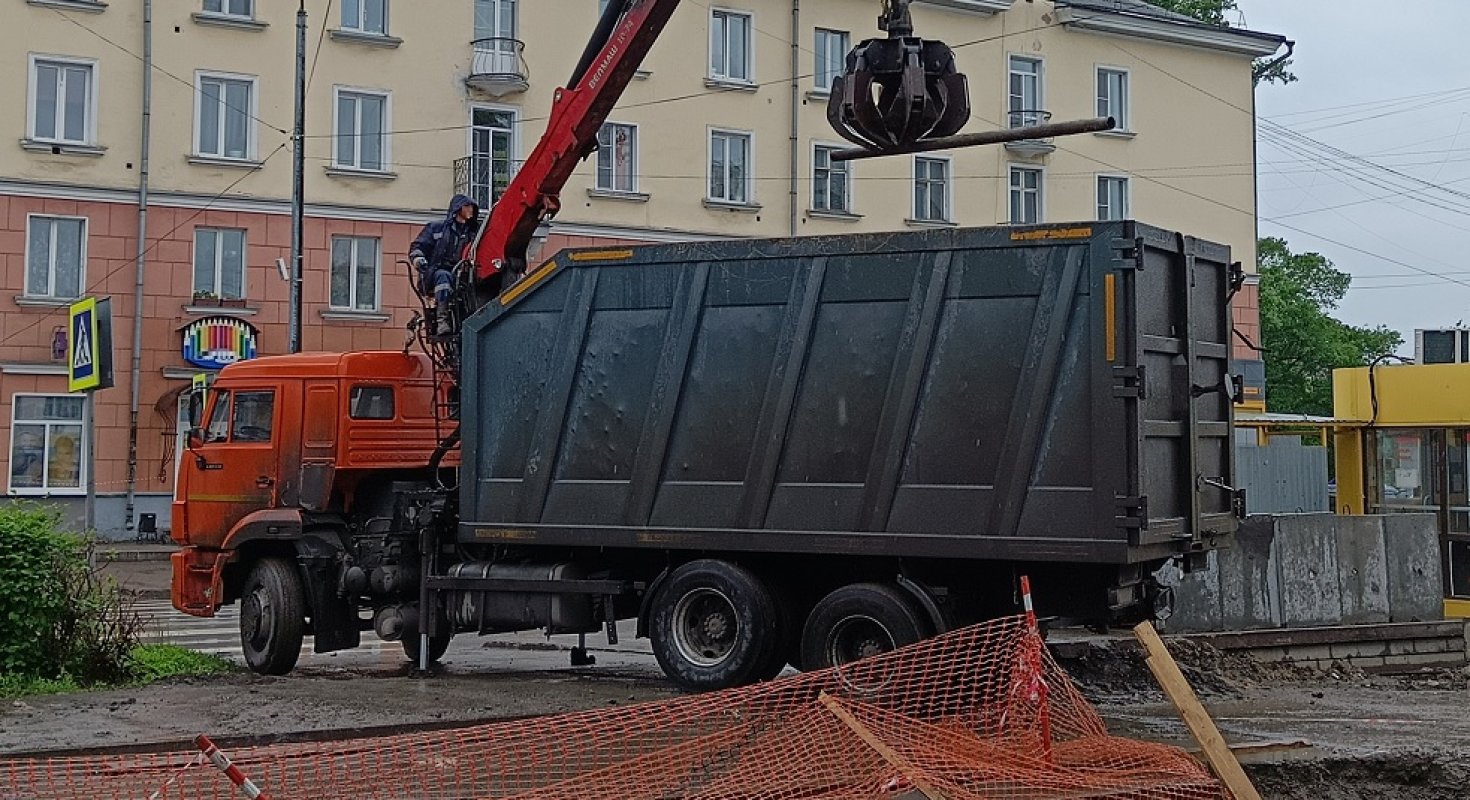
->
[239,558,306,675]
[401,605,453,666]
[649,560,779,691]
[402,630,453,665]
[800,583,927,672]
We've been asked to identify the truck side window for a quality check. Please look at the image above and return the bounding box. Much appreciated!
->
[232,391,275,443]
[203,391,232,443]
[349,386,395,420]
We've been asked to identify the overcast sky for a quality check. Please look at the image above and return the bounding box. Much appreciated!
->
[1232,0,1470,353]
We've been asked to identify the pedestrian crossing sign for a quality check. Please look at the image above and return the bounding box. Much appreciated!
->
[67,297,114,393]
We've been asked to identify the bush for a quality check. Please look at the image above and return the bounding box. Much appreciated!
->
[0,504,141,685]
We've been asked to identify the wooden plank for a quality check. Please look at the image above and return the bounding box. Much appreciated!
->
[1133,622,1262,800]
[817,692,946,800]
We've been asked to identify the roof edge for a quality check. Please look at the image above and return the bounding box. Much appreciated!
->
[1056,1,1288,58]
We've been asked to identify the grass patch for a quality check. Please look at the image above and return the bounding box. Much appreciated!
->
[0,674,81,699]
[129,645,234,684]
[0,646,233,699]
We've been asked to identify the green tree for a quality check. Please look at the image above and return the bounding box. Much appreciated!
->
[1147,0,1297,85]
[1257,237,1401,415]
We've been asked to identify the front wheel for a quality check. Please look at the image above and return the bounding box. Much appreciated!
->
[239,558,307,675]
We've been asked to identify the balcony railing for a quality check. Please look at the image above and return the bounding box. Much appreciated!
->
[467,38,529,96]
[454,155,523,210]
[1004,109,1057,156]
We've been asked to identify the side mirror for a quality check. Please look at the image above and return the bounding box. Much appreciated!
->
[187,427,204,449]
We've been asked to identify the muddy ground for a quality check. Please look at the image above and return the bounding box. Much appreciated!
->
[3,628,1468,798]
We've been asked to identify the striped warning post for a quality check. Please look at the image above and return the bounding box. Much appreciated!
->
[194,735,271,800]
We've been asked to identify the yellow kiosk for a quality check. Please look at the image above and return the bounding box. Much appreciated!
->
[1334,362,1470,618]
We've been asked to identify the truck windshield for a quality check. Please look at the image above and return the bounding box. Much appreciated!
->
[204,391,231,443]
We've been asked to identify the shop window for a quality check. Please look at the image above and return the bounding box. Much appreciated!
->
[9,394,85,493]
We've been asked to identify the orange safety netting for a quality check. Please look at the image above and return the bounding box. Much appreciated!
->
[0,615,1225,800]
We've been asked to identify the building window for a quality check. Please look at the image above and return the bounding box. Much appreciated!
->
[1097,67,1129,131]
[342,0,387,34]
[814,28,848,93]
[203,0,253,17]
[330,236,380,311]
[29,57,94,145]
[193,228,247,301]
[709,129,752,204]
[913,156,950,222]
[1098,175,1129,221]
[596,122,638,193]
[1009,166,1043,224]
[1007,56,1044,128]
[24,216,86,300]
[709,9,753,83]
[467,106,517,208]
[9,395,85,494]
[812,145,850,213]
[196,73,255,160]
[334,88,389,171]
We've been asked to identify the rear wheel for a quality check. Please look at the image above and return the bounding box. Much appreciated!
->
[239,558,306,675]
[402,604,453,666]
[799,583,928,672]
[649,560,779,691]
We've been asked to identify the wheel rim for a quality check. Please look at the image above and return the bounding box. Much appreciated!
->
[826,614,895,667]
[240,588,274,654]
[671,587,740,668]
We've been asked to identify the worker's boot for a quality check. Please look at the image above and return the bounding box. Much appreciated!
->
[436,315,454,337]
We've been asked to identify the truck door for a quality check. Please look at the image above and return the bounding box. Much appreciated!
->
[186,387,281,548]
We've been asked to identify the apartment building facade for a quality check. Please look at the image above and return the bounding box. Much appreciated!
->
[0,0,1284,537]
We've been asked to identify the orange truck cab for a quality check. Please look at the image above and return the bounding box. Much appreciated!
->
[171,351,453,672]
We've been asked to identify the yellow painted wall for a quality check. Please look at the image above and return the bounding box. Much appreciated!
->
[2,0,1273,262]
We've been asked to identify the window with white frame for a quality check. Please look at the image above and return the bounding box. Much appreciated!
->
[330,236,380,311]
[1098,175,1130,221]
[913,157,950,222]
[1097,68,1129,131]
[596,123,638,193]
[9,395,85,494]
[25,216,85,300]
[812,145,851,213]
[335,89,389,171]
[342,0,388,34]
[709,9,753,83]
[203,0,253,17]
[193,228,247,300]
[30,57,94,145]
[709,129,752,204]
[1009,166,1043,224]
[814,29,848,93]
[1008,56,1044,129]
[196,73,255,160]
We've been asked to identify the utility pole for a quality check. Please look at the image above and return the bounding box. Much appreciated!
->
[289,0,307,353]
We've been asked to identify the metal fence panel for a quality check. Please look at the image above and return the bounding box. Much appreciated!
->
[1237,441,1329,514]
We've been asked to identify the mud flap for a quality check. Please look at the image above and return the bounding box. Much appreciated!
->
[297,546,359,654]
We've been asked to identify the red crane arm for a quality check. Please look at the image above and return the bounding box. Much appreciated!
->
[471,0,681,284]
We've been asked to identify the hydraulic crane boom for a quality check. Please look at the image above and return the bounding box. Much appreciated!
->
[470,0,680,286]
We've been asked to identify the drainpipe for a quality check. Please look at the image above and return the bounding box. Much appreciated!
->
[125,0,153,533]
[788,0,800,237]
